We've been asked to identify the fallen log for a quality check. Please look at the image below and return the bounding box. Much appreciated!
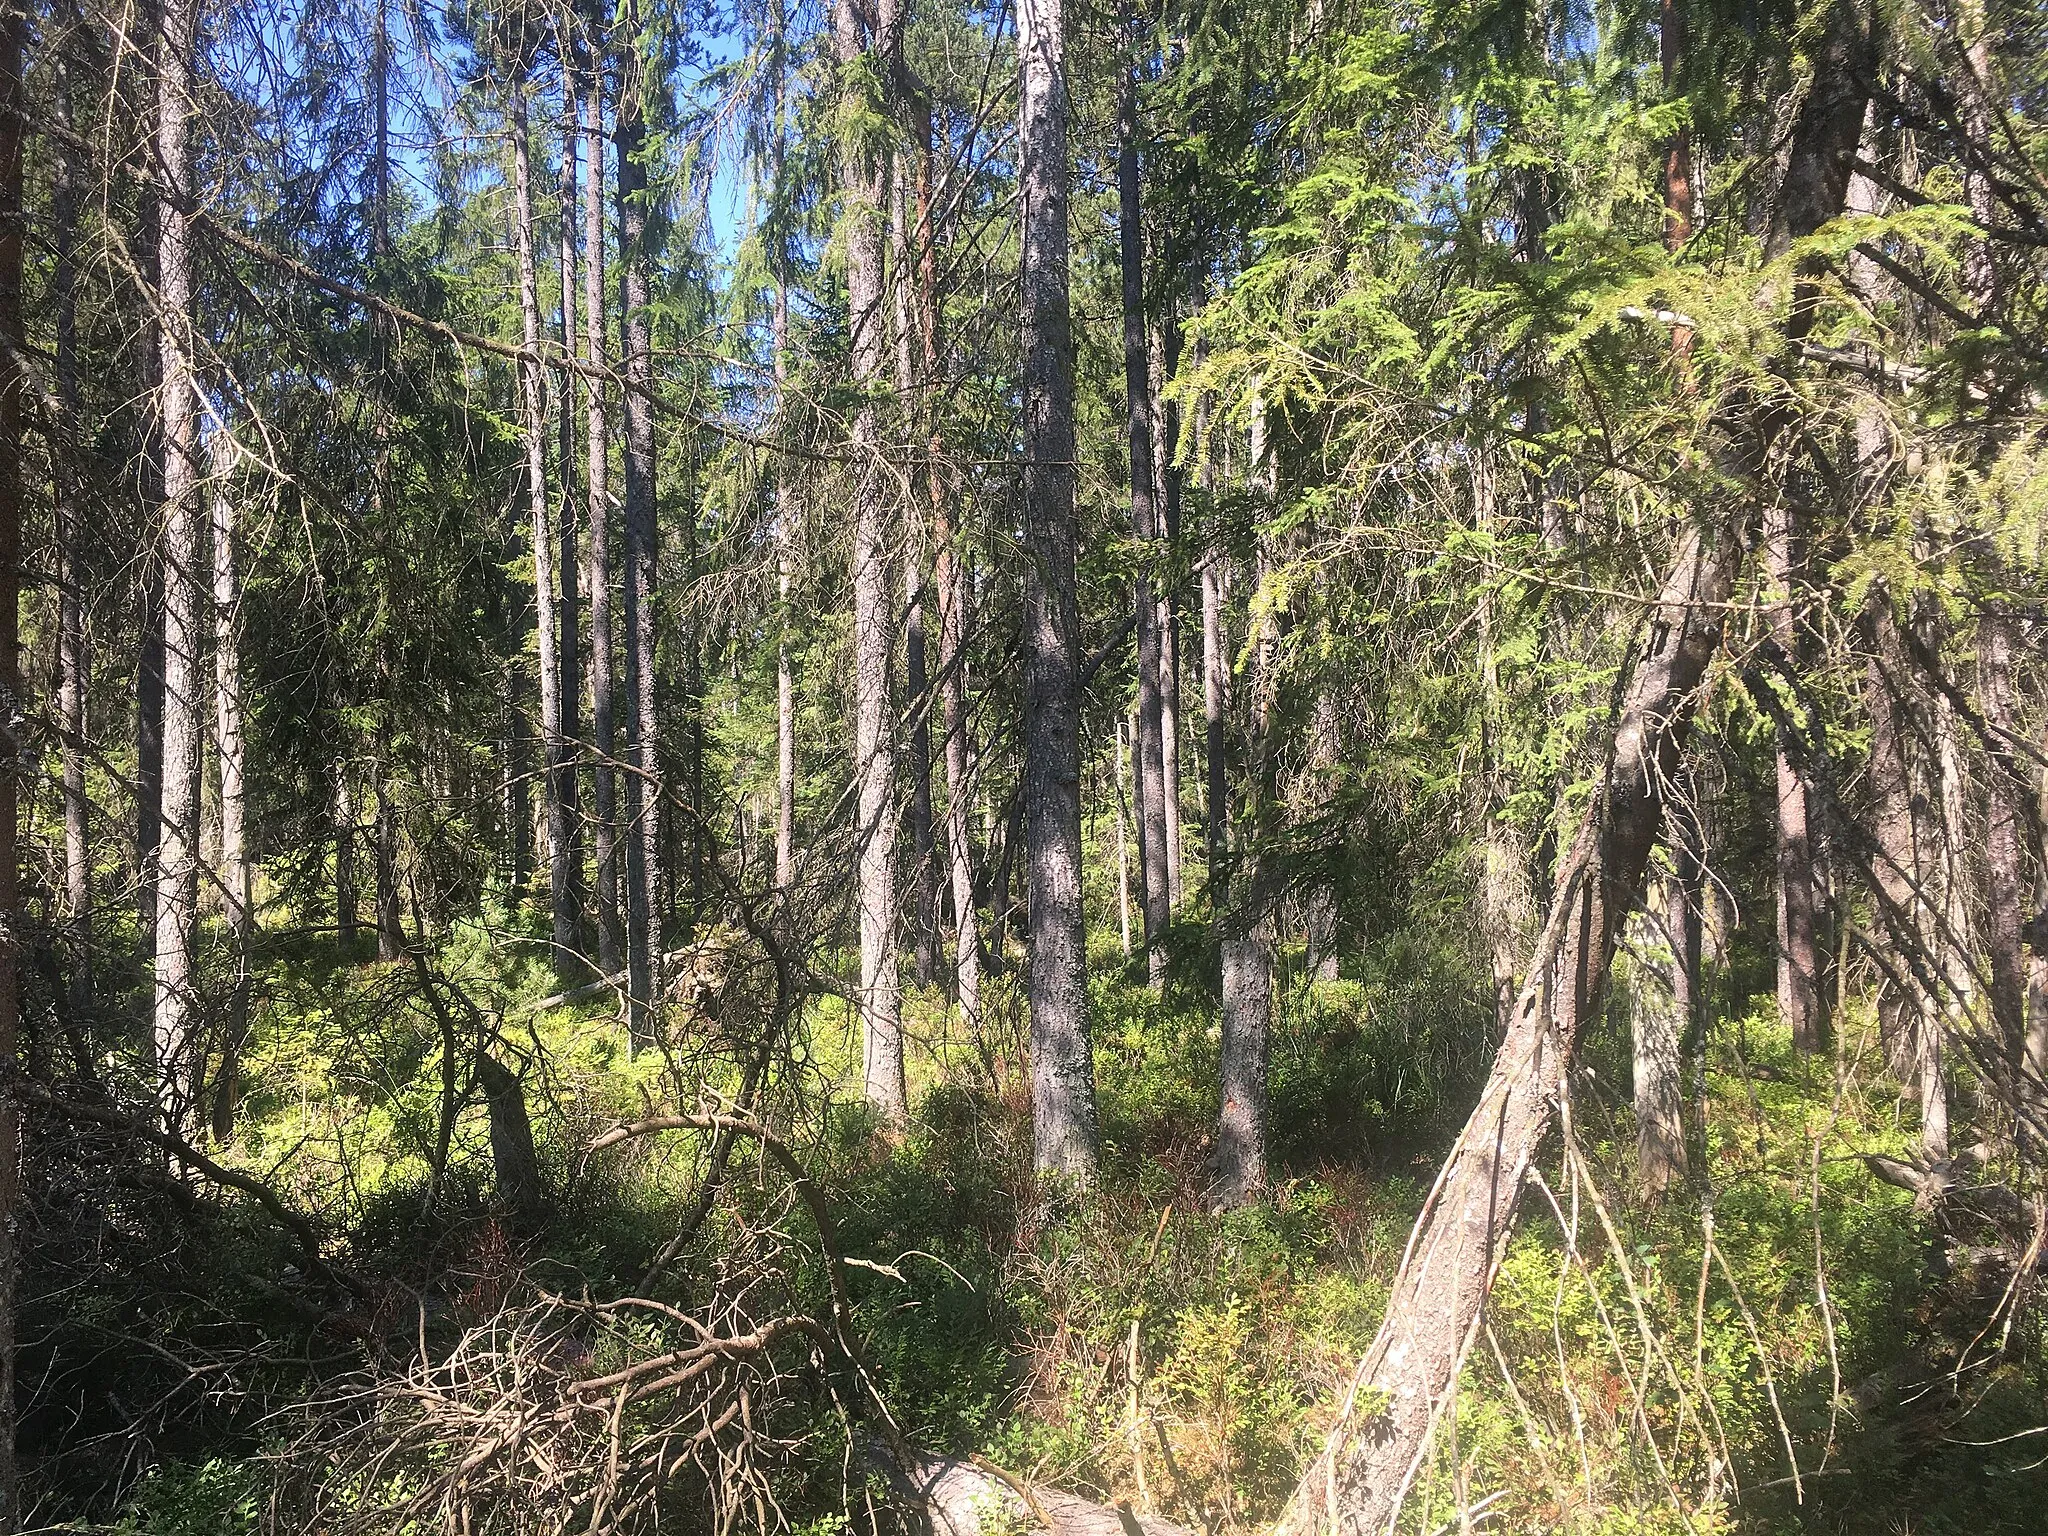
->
[884,1446,1195,1536]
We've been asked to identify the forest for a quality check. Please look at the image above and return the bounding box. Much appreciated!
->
[0,0,2042,1526]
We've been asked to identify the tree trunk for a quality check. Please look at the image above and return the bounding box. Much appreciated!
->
[1202,557,1228,892]
[556,98,585,961]
[832,0,905,1121]
[54,49,90,1018]
[918,107,981,1027]
[1018,0,1097,1181]
[894,174,939,990]
[1115,721,1133,956]
[774,273,797,895]
[1304,692,1341,982]
[616,22,663,1048]
[1633,845,1693,1203]
[209,432,254,1141]
[1765,499,1823,1053]
[475,1053,545,1220]
[1278,512,1742,1535]
[0,3,24,1510]
[1982,612,2026,1058]
[1216,540,1277,1210]
[581,54,622,977]
[153,0,205,1129]
[511,76,577,964]
[335,760,359,945]
[1118,21,1169,985]
[1152,320,1185,912]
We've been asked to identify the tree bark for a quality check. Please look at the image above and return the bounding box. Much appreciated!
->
[209,431,254,1141]
[153,0,205,1129]
[1216,537,1277,1210]
[1633,845,1694,1203]
[556,91,584,960]
[1982,612,2026,1057]
[616,23,663,1047]
[1152,321,1185,912]
[0,2,24,1510]
[335,760,359,944]
[916,103,981,1030]
[1018,0,1097,1180]
[1277,512,1742,1535]
[1118,19,1169,985]
[893,174,940,989]
[580,53,621,977]
[54,47,90,1018]
[833,0,905,1122]
[511,74,577,963]
[1765,500,1823,1053]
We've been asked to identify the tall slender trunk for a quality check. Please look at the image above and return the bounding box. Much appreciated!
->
[1304,692,1341,982]
[1279,512,1744,1536]
[511,75,576,962]
[335,761,359,943]
[1635,823,1696,1202]
[581,54,621,975]
[1202,556,1228,893]
[616,25,663,1046]
[1983,613,2026,1057]
[1018,0,1096,1180]
[1118,19,1168,984]
[773,277,797,894]
[1151,321,1184,912]
[918,105,980,1029]
[153,0,205,1128]
[0,3,24,1510]
[556,95,584,959]
[773,272,797,894]
[368,0,404,965]
[209,431,253,1141]
[893,175,939,988]
[55,51,90,1016]
[1115,721,1133,956]
[1765,499,1822,1052]
[1216,521,1276,1210]
[833,0,903,1119]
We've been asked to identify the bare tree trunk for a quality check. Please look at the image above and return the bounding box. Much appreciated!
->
[54,49,90,1018]
[1765,499,1823,1053]
[1152,321,1184,913]
[893,175,939,990]
[919,120,980,1025]
[831,0,904,1121]
[773,276,797,896]
[1117,20,1168,985]
[0,3,24,1509]
[616,20,662,1048]
[1216,540,1276,1210]
[1304,692,1341,982]
[1115,722,1133,956]
[475,1054,545,1220]
[580,54,621,976]
[1202,557,1228,893]
[1982,612,2026,1058]
[1277,513,1742,1535]
[367,0,404,967]
[556,96,584,960]
[335,761,359,945]
[511,76,576,964]
[1018,0,1096,1180]
[209,432,254,1140]
[153,0,205,1129]
[1634,843,1694,1202]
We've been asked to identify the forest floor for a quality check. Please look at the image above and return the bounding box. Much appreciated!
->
[81,907,2048,1536]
